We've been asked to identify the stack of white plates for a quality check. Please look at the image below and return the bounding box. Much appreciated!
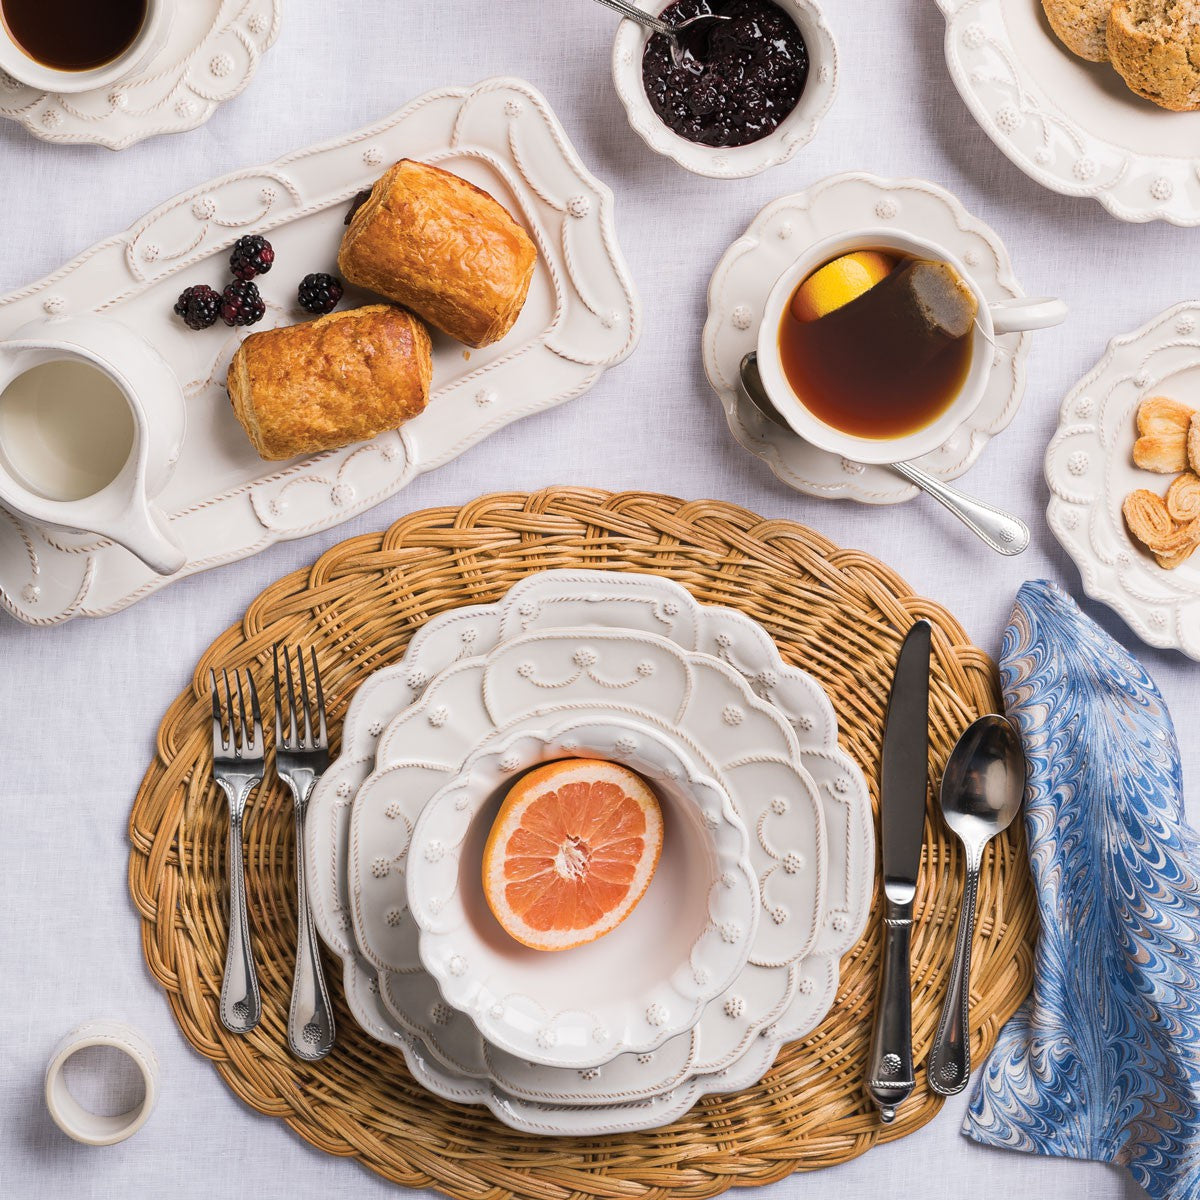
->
[306,570,873,1136]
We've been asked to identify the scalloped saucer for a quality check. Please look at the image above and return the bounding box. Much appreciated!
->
[0,0,280,150]
[0,78,640,625]
[937,0,1200,226]
[1046,302,1200,658]
[703,172,1032,504]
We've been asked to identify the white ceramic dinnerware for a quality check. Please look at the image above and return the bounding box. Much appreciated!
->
[756,227,1065,464]
[0,78,639,625]
[306,570,873,1135]
[1046,302,1200,659]
[0,1,279,149]
[0,316,185,575]
[0,0,170,93]
[611,0,838,178]
[937,0,1200,226]
[705,171,1038,503]
[408,721,759,1069]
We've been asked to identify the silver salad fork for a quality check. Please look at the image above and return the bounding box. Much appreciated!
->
[273,644,336,1061]
[210,668,265,1035]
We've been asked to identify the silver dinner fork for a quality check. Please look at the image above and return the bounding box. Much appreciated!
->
[210,668,264,1035]
[273,645,335,1061]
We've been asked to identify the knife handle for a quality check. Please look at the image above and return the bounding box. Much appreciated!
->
[867,896,914,1122]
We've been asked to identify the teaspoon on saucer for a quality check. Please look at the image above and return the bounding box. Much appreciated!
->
[738,353,1031,557]
[926,714,1025,1096]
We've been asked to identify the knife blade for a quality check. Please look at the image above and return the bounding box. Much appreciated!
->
[866,618,931,1123]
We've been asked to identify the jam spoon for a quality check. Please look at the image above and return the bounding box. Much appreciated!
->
[738,353,1030,557]
[588,0,730,66]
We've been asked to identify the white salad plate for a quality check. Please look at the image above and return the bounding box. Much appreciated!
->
[1046,302,1200,658]
[306,570,873,1135]
[0,0,280,150]
[407,720,760,1070]
[703,171,1032,505]
[0,78,639,626]
[937,0,1200,226]
[356,630,826,1078]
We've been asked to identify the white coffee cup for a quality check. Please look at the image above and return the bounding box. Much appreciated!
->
[0,0,169,93]
[756,229,1067,465]
[0,316,186,576]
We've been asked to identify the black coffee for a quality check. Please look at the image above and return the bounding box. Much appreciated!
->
[2,0,148,72]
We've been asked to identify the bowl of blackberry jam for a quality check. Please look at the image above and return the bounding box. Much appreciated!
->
[612,0,837,178]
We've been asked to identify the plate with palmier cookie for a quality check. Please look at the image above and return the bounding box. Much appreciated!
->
[1047,302,1200,658]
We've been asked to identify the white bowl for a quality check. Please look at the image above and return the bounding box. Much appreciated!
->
[611,0,838,179]
[406,717,759,1071]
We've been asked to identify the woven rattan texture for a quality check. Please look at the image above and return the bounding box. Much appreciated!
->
[129,488,1036,1198]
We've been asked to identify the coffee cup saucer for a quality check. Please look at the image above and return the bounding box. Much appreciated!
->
[702,171,1037,506]
[0,0,279,150]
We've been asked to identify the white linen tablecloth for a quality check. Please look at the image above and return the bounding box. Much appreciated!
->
[0,3,1180,1198]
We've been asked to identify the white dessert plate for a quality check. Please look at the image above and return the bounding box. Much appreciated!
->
[0,78,639,625]
[0,0,280,150]
[937,0,1200,226]
[408,721,759,1070]
[703,171,1032,504]
[1046,302,1200,657]
[306,570,873,1133]
[355,631,826,1080]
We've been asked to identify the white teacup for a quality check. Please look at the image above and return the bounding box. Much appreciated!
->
[0,316,186,575]
[0,0,170,93]
[755,229,1067,465]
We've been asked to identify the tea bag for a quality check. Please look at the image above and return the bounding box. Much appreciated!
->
[816,258,978,366]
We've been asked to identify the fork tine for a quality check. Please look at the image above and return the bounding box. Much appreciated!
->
[209,669,226,753]
[245,670,263,754]
[284,647,298,749]
[234,670,250,758]
[310,648,328,749]
[273,643,285,750]
[222,669,236,749]
[297,647,313,748]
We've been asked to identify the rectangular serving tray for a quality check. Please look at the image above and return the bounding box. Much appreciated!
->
[0,77,640,624]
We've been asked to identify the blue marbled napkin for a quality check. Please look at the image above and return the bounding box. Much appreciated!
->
[963,580,1200,1198]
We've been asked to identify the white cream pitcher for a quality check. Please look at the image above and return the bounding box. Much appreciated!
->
[0,315,186,576]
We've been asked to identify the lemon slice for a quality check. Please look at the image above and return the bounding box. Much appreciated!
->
[790,251,896,323]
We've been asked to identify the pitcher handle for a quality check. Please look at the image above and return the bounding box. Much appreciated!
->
[989,296,1068,336]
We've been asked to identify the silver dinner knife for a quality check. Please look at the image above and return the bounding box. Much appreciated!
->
[866,619,932,1123]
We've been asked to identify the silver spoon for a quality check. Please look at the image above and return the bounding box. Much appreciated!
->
[738,353,1030,557]
[926,714,1024,1096]
[589,0,730,66]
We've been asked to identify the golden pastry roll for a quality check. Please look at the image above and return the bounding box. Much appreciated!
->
[227,304,432,461]
[338,160,538,348]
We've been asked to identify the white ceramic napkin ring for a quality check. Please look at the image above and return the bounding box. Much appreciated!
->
[44,1021,159,1146]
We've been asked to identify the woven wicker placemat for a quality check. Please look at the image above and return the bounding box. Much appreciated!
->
[129,488,1035,1198]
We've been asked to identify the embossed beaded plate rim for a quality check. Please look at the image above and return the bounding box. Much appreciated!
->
[0,0,281,150]
[0,76,639,626]
[937,0,1200,226]
[1046,301,1200,658]
[128,489,1036,1194]
[703,172,1030,504]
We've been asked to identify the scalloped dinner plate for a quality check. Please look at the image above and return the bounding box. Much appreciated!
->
[306,570,873,1135]
[1046,302,1200,658]
[938,0,1200,225]
[0,78,639,625]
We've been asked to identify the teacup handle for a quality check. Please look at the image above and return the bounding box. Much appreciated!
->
[988,297,1068,336]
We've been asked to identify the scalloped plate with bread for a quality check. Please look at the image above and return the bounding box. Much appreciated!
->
[938,0,1200,224]
[0,77,640,625]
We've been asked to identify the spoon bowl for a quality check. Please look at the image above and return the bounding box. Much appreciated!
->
[589,0,729,66]
[926,714,1025,1096]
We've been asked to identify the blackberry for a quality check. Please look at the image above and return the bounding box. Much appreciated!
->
[173,284,222,330]
[220,280,266,327]
[297,273,344,315]
[229,235,275,280]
